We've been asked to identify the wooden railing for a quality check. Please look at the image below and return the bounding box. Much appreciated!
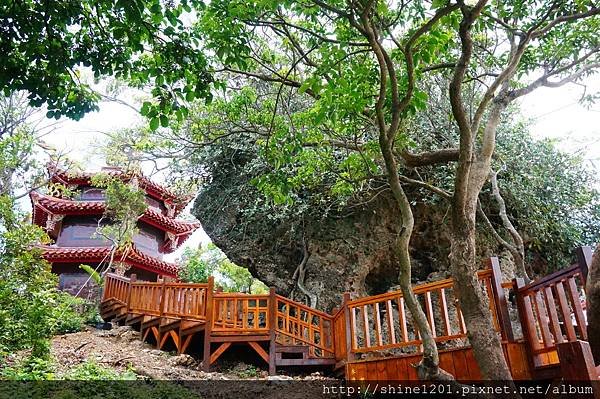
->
[101,260,509,362]
[514,249,590,368]
[101,247,596,379]
[163,283,209,320]
[102,274,130,303]
[129,281,163,316]
[275,295,335,358]
[343,267,506,355]
[212,293,271,334]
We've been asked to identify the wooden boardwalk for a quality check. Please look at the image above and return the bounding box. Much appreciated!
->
[100,247,599,382]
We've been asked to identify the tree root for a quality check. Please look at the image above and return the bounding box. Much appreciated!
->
[291,235,317,308]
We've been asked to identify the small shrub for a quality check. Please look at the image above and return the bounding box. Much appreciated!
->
[51,292,88,334]
[0,354,55,380]
[64,360,136,380]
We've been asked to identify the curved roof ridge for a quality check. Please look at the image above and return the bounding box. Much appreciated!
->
[46,163,195,214]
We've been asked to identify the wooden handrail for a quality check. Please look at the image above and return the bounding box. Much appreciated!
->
[514,249,590,369]
[343,266,503,355]
[347,269,493,307]
[105,272,131,283]
[274,294,335,358]
[516,264,581,293]
[275,294,333,319]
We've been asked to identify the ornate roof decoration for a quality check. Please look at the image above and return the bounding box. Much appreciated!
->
[37,244,179,277]
[30,191,200,252]
[47,163,195,215]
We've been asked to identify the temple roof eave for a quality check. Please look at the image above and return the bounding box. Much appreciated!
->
[37,244,179,277]
[47,164,195,214]
[30,192,201,235]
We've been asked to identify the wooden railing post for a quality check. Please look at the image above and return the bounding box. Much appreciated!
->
[202,276,214,372]
[126,274,136,314]
[268,287,277,375]
[513,277,541,370]
[159,278,166,318]
[557,340,599,387]
[576,246,593,285]
[342,292,354,362]
[489,257,514,342]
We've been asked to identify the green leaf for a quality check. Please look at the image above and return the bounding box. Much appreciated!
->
[160,115,169,127]
[149,117,159,130]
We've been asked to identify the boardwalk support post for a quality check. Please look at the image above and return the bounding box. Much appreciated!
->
[489,257,514,342]
[157,278,167,349]
[557,340,599,398]
[202,276,214,372]
[268,287,277,375]
[576,246,593,285]
[342,292,354,362]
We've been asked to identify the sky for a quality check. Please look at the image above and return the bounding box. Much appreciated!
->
[33,76,600,261]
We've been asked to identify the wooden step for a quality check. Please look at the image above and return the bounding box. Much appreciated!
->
[100,298,117,309]
[180,320,205,336]
[533,363,561,380]
[275,345,310,354]
[159,319,181,333]
[113,312,128,324]
[125,313,144,326]
[275,357,336,367]
[141,316,160,330]
[100,303,126,321]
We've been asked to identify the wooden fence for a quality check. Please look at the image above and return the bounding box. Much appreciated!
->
[101,247,597,381]
[513,246,596,380]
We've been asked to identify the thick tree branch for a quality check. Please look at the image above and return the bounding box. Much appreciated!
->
[531,6,600,38]
[399,148,460,167]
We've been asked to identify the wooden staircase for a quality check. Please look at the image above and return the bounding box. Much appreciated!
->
[100,274,335,375]
[100,246,599,383]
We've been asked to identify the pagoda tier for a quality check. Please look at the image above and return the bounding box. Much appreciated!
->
[47,164,194,217]
[30,191,200,253]
[38,245,178,277]
[30,166,201,295]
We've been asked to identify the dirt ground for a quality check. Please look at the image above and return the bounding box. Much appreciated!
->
[43,324,342,398]
[50,324,336,381]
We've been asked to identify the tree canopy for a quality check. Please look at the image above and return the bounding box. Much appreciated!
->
[1,0,211,122]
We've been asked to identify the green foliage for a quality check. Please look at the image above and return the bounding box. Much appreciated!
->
[179,244,267,294]
[489,125,600,270]
[1,355,55,380]
[0,195,58,358]
[0,201,93,361]
[52,292,99,335]
[64,360,136,380]
[178,247,210,283]
[0,93,44,197]
[79,264,104,286]
[231,364,260,379]
[0,0,212,121]
[90,172,148,250]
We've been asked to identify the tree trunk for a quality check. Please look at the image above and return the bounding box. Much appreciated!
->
[379,134,442,379]
[587,244,600,363]
[450,217,514,380]
[450,158,515,382]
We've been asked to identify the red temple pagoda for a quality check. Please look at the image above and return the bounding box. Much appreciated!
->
[30,165,200,295]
